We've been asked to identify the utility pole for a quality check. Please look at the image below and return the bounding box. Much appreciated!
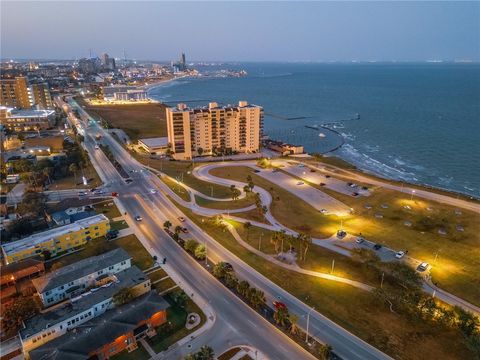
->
[331,259,335,274]
[381,272,385,288]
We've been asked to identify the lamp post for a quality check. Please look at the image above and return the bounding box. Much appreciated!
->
[410,189,416,201]
[305,306,315,343]
[330,259,335,274]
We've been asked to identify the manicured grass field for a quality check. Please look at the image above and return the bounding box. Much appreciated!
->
[179,206,472,360]
[148,268,168,283]
[195,193,256,210]
[160,176,191,202]
[111,344,150,360]
[48,234,153,271]
[210,165,480,306]
[52,162,102,190]
[153,278,177,293]
[110,220,129,231]
[83,102,168,141]
[93,200,122,219]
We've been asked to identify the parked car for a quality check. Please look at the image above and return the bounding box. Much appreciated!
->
[178,216,186,222]
[373,243,382,250]
[418,262,429,271]
[273,301,287,309]
[336,230,347,239]
[94,144,100,149]
[181,227,189,233]
[319,182,326,186]
[296,181,304,186]
[395,251,405,259]
[355,237,365,244]
[135,215,143,221]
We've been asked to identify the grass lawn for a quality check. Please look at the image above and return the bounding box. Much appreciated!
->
[148,268,168,282]
[134,155,233,199]
[52,163,102,190]
[195,193,256,210]
[111,343,150,360]
[210,165,480,306]
[83,102,168,141]
[48,234,153,271]
[110,220,129,231]
[218,348,242,360]
[147,291,206,353]
[153,278,177,293]
[93,200,122,219]
[160,176,191,202]
[177,206,473,360]
[231,208,268,224]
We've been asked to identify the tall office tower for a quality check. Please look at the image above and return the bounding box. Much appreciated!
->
[181,53,186,68]
[100,53,110,67]
[166,101,263,160]
[30,83,53,109]
[0,77,32,109]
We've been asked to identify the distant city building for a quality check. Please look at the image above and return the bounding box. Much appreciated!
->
[78,58,101,74]
[100,52,116,70]
[166,101,263,160]
[172,52,187,72]
[20,265,150,356]
[1,214,110,264]
[103,85,147,102]
[138,137,169,154]
[32,248,131,307]
[28,291,169,360]
[0,106,56,132]
[0,77,32,109]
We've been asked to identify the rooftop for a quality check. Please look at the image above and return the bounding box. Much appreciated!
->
[138,137,168,148]
[31,248,131,293]
[21,266,147,340]
[1,214,109,257]
[7,108,55,119]
[168,100,261,113]
[29,291,169,360]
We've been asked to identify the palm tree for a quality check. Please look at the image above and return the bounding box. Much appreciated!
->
[237,280,250,297]
[243,184,250,194]
[302,233,312,261]
[273,307,289,327]
[243,222,252,241]
[197,345,215,360]
[163,220,172,230]
[318,344,333,360]
[289,314,299,334]
[248,288,266,309]
[174,225,183,236]
[270,231,280,253]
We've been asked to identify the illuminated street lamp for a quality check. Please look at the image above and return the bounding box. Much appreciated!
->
[410,189,416,201]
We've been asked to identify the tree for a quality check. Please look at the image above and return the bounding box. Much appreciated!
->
[237,280,250,297]
[197,147,204,156]
[1,296,39,334]
[174,225,183,235]
[68,163,78,184]
[454,306,480,337]
[318,344,333,360]
[243,185,251,193]
[297,233,312,261]
[16,191,46,217]
[289,314,300,334]
[351,248,380,265]
[273,306,290,327]
[196,345,215,360]
[163,220,172,230]
[113,288,136,305]
[224,272,238,289]
[184,239,199,254]
[465,334,480,359]
[194,244,206,260]
[172,290,189,306]
[247,288,266,309]
[243,222,252,241]
[213,262,232,279]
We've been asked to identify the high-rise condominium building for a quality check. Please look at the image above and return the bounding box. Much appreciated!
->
[0,77,32,109]
[166,101,263,160]
[0,77,53,109]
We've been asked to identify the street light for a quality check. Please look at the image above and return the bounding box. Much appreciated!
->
[410,189,416,201]
[305,306,315,343]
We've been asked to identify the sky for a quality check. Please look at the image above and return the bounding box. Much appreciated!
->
[1,1,479,62]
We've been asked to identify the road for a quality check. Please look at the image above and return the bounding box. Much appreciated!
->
[63,96,392,360]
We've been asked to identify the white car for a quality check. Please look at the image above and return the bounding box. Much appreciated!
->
[135,215,143,221]
[94,144,99,149]
[320,208,327,214]
[395,251,405,259]
[149,189,158,194]
[418,262,429,271]
[178,216,186,222]
[355,237,365,244]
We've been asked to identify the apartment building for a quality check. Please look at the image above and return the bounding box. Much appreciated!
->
[32,248,131,307]
[166,101,263,160]
[0,106,56,132]
[0,77,53,109]
[0,77,32,109]
[1,214,110,264]
[20,266,150,357]
[29,292,168,360]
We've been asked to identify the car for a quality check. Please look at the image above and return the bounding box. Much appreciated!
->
[355,236,365,244]
[135,216,143,221]
[125,179,133,184]
[93,190,105,195]
[178,216,186,222]
[325,175,331,178]
[395,251,405,259]
[319,182,326,186]
[181,227,189,233]
[298,164,305,167]
[296,181,304,186]
[78,191,88,196]
[149,189,158,194]
[373,243,382,250]
[336,230,347,239]
[254,170,260,173]
[90,188,97,192]
[310,169,316,173]
[349,183,357,188]
[94,144,99,149]
[418,262,429,271]
[320,208,327,214]
[111,192,119,197]
[352,192,359,197]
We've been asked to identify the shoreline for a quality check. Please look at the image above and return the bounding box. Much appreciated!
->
[145,74,478,200]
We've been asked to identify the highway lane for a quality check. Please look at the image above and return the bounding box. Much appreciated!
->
[69,98,392,360]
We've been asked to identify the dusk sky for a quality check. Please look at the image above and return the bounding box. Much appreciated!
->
[1,1,479,62]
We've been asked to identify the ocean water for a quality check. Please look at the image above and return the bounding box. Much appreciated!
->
[149,63,480,197]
